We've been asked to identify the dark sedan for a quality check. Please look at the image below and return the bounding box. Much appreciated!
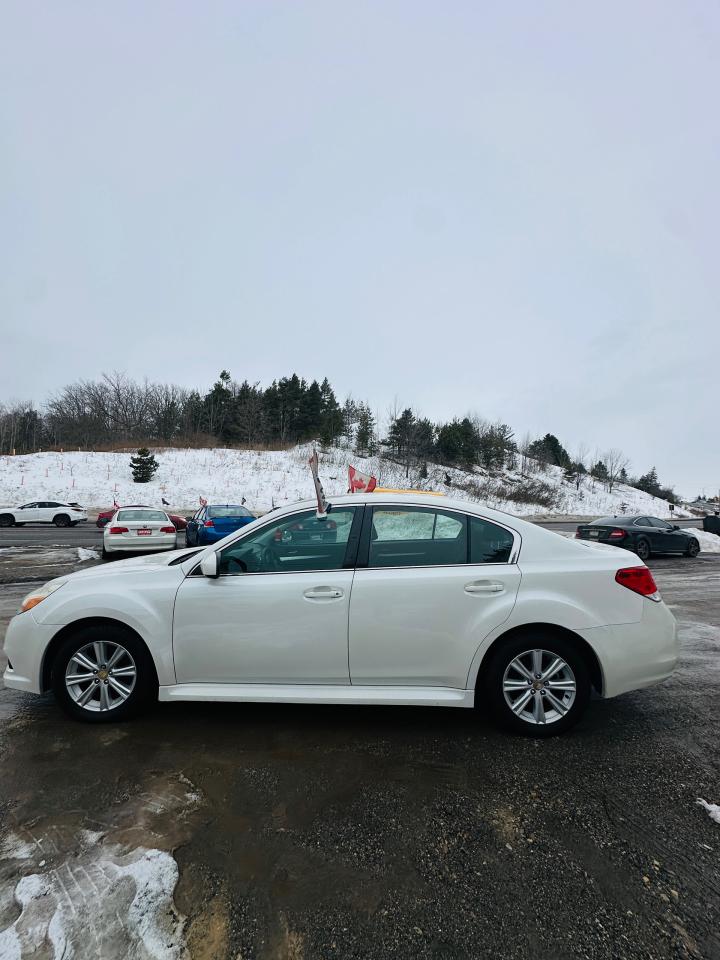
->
[576,515,699,560]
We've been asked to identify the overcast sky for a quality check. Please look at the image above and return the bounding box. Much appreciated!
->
[2,2,718,495]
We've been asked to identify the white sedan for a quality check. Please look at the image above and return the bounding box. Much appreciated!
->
[102,507,178,558]
[3,493,677,736]
[0,501,87,528]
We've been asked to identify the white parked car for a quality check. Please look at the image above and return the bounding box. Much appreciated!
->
[102,507,178,558]
[0,501,88,528]
[3,493,677,736]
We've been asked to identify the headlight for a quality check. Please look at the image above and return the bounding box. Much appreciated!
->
[18,581,66,614]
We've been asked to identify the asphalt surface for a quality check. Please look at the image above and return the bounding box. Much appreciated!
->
[0,516,704,547]
[1,551,720,958]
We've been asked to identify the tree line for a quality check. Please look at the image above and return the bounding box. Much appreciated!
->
[0,371,677,501]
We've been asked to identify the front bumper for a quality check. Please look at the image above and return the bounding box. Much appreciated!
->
[2,609,49,694]
[579,598,678,698]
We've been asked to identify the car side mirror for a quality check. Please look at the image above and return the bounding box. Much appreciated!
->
[200,553,219,578]
[672,525,679,531]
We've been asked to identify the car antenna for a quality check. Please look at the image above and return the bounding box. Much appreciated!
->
[308,447,330,519]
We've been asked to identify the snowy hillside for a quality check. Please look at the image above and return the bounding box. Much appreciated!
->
[0,444,690,519]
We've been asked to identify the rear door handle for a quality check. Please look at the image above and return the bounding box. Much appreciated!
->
[464,581,504,595]
[303,587,344,600]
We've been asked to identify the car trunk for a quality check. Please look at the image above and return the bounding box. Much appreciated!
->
[207,516,253,536]
[576,524,627,545]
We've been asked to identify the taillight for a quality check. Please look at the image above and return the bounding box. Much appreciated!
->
[109,526,128,535]
[615,566,661,601]
[160,526,176,533]
[609,529,626,539]
[204,519,215,528]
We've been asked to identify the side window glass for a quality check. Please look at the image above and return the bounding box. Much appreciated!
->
[368,507,466,568]
[219,508,357,575]
[469,517,514,563]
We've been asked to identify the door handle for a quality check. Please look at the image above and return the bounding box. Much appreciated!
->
[303,587,344,600]
[464,581,504,595]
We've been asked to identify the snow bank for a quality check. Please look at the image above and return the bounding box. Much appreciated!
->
[697,798,720,825]
[683,529,720,554]
[77,546,100,561]
[0,444,691,519]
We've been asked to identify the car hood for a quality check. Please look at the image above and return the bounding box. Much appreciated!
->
[43,547,203,588]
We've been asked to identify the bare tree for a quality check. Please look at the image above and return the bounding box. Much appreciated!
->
[604,448,629,493]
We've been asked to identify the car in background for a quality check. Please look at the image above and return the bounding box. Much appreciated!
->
[575,516,699,560]
[185,504,254,546]
[102,507,177,558]
[5,493,677,736]
[96,505,188,530]
[0,501,88,528]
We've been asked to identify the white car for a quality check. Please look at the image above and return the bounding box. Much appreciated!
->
[0,500,88,528]
[102,507,178,558]
[3,493,677,736]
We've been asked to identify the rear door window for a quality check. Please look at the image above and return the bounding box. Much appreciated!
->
[368,507,467,568]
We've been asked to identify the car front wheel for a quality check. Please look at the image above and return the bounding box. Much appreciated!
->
[484,634,591,737]
[53,514,71,527]
[51,626,157,723]
[0,514,14,527]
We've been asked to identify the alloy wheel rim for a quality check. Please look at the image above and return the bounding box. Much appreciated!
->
[65,640,137,712]
[502,649,576,725]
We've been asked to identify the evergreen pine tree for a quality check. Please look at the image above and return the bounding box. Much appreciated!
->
[131,447,159,483]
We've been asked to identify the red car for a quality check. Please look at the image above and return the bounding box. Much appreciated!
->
[96,504,188,530]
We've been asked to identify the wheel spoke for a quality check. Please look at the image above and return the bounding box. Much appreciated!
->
[510,690,533,715]
[106,645,125,670]
[533,692,546,724]
[545,690,569,715]
[71,651,97,672]
[108,677,131,699]
[93,641,107,667]
[65,672,95,687]
[503,679,530,691]
[99,683,111,711]
[541,657,564,682]
[77,683,98,707]
[547,679,576,691]
[111,665,136,679]
[510,658,533,682]
[531,650,543,675]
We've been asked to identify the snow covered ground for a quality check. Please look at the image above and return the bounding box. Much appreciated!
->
[682,529,720,553]
[0,444,693,519]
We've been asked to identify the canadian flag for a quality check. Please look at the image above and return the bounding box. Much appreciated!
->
[348,465,377,493]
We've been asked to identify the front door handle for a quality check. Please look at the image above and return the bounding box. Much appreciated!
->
[303,587,344,600]
[464,581,504,595]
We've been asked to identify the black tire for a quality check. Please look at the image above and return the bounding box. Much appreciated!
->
[102,547,111,561]
[686,538,700,558]
[185,530,192,546]
[14,522,25,527]
[54,514,71,528]
[635,537,651,561]
[0,514,14,528]
[51,624,157,723]
[483,632,591,738]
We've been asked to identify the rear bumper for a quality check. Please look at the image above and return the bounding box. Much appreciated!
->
[104,537,177,553]
[579,599,678,698]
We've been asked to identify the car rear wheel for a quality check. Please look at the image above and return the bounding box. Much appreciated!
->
[52,626,156,723]
[483,634,591,737]
[0,514,14,527]
[686,538,700,558]
[53,514,71,527]
[635,537,651,561]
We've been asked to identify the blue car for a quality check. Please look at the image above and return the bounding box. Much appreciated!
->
[185,504,254,546]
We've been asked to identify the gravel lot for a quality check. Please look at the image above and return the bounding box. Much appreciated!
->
[1,554,719,959]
